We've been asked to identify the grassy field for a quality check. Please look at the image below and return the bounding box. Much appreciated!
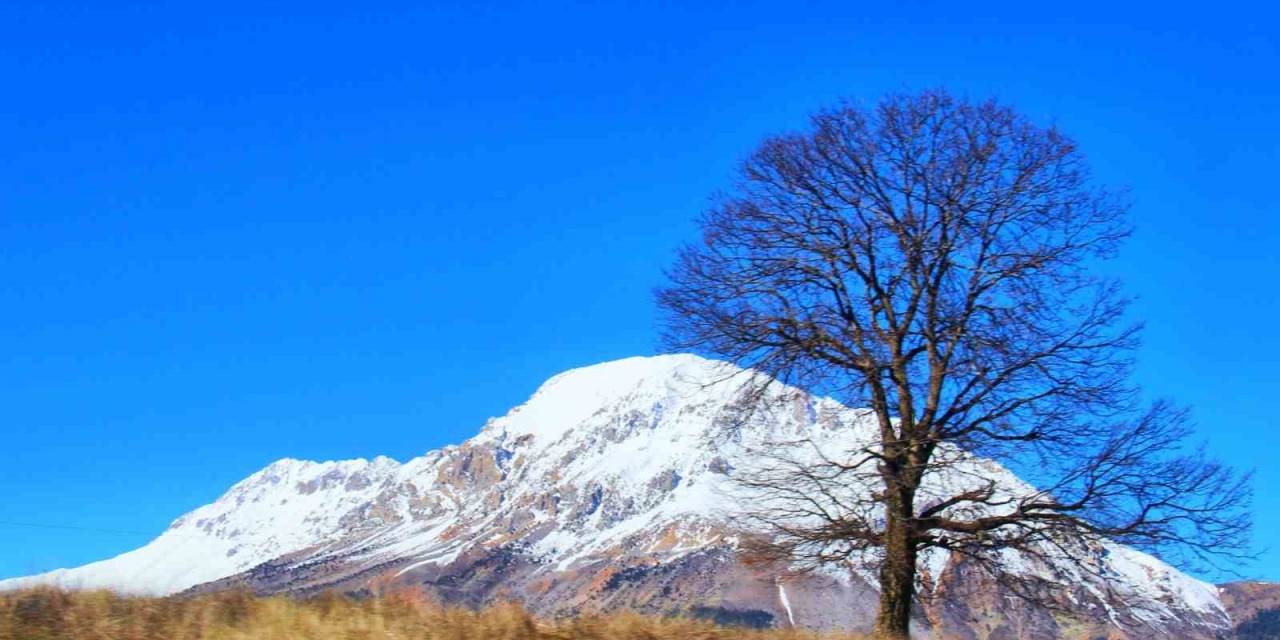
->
[0,588,864,640]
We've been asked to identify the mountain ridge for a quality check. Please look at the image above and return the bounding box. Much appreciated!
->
[0,354,1234,638]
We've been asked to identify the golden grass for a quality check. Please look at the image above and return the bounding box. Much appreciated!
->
[0,587,866,640]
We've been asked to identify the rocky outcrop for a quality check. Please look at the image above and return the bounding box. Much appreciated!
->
[1221,581,1280,639]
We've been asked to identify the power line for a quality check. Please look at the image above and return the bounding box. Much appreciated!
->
[0,520,237,542]
[0,520,158,537]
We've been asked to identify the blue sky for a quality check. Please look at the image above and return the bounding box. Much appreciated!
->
[1,1,1276,582]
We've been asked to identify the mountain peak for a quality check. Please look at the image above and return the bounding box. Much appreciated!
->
[488,354,746,443]
[536,353,740,396]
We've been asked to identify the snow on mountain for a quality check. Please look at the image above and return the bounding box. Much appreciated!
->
[0,354,1230,638]
[0,456,401,595]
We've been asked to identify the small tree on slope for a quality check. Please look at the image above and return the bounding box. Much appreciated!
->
[657,90,1251,639]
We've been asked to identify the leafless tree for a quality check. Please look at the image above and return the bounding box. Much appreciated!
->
[657,90,1250,639]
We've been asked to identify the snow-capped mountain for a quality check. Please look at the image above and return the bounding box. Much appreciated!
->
[0,355,1231,638]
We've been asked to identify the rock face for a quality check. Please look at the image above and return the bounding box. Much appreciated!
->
[1220,582,1280,639]
[0,355,1233,639]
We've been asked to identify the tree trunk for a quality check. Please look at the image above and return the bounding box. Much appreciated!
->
[874,502,918,639]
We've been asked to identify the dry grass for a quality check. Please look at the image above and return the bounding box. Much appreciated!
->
[0,588,865,640]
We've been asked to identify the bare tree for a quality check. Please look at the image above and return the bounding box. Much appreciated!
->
[657,90,1250,639]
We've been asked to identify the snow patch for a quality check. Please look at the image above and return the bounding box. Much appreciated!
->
[777,581,796,626]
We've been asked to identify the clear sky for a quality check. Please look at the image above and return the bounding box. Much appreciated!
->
[1,1,1276,583]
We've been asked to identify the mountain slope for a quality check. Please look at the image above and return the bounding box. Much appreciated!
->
[0,355,1230,639]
